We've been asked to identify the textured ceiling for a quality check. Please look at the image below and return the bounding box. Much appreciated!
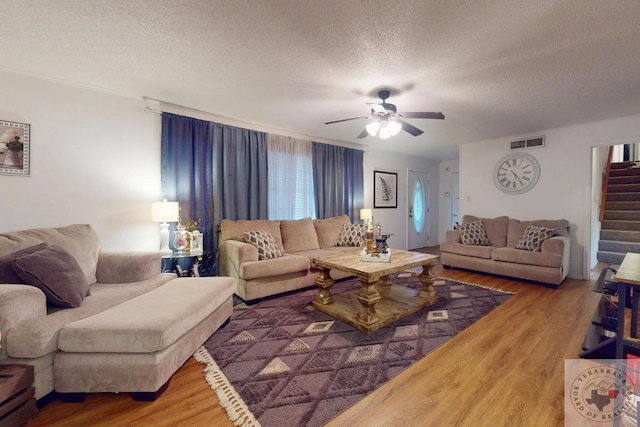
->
[1,0,640,160]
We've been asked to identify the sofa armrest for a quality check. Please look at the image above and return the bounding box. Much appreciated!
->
[542,235,571,277]
[0,285,46,359]
[96,252,162,283]
[541,235,569,256]
[219,240,259,278]
[446,230,462,244]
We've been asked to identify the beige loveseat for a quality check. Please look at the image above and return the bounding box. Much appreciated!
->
[219,215,363,301]
[440,215,571,287]
[0,224,235,403]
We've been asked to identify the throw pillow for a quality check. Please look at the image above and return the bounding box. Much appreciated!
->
[337,224,367,247]
[458,221,490,246]
[515,224,555,252]
[243,230,284,260]
[0,243,49,284]
[12,245,91,308]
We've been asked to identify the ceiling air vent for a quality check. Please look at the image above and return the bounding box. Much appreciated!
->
[510,136,545,150]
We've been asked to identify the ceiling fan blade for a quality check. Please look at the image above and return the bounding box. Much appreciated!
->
[367,103,387,114]
[325,116,369,125]
[398,119,424,136]
[357,129,369,139]
[400,112,445,120]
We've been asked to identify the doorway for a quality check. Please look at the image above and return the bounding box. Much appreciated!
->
[408,170,430,249]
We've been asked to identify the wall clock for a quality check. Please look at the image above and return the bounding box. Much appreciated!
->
[493,152,540,194]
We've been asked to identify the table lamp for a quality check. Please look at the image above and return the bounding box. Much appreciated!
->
[360,208,372,225]
[151,199,179,254]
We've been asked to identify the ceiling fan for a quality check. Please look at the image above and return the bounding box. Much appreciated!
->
[325,90,445,139]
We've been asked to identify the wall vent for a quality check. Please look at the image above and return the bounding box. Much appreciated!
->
[510,136,545,150]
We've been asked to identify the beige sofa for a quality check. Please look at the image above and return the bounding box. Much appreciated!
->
[219,215,363,301]
[440,215,571,287]
[0,224,235,403]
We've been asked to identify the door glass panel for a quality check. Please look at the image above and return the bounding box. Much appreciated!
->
[413,179,424,233]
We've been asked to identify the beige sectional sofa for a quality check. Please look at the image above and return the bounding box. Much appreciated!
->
[440,215,571,287]
[219,215,363,301]
[0,224,235,402]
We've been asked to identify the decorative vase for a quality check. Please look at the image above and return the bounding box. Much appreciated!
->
[173,226,187,252]
[2,150,22,169]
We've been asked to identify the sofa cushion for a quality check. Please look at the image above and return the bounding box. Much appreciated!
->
[243,231,284,260]
[0,234,43,258]
[440,242,494,259]
[12,245,91,308]
[337,223,367,247]
[0,224,101,284]
[280,217,320,253]
[507,219,570,248]
[220,219,283,249]
[463,215,509,247]
[313,215,351,248]
[58,277,236,353]
[0,243,48,284]
[492,247,563,268]
[458,221,490,246]
[240,254,310,280]
[515,225,555,252]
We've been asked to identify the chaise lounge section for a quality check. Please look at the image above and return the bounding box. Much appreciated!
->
[0,224,235,402]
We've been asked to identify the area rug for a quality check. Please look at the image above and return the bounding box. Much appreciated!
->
[194,273,513,427]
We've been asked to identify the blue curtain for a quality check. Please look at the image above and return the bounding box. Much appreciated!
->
[161,113,214,249]
[161,114,268,256]
[211,122,269,225]
[312,142,364,221]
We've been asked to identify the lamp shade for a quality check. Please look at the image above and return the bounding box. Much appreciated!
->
[151,200,179,223]
[360,208,372,221]
[365,121,380,136]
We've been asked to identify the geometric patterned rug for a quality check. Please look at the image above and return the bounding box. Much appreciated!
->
[194,272,513,427]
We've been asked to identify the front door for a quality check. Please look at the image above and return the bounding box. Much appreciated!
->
[408,170,430,250]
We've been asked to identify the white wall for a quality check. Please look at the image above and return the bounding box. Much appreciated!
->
[459,114,640,280]
[590,146,609,269]
[363,151,440,249]
[0,71,163,250]
[438,159,460,242]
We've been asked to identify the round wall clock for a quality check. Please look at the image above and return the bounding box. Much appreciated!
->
[493,152,540,194]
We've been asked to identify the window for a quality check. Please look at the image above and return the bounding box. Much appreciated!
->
[413,179,424,233]
[268,135,316,219]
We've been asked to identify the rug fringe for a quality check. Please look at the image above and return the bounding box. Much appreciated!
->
[193,346,262,427]
[436,276,516,295]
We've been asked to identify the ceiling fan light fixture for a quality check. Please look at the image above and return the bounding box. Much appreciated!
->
[365,120,380,136]
[388,119,402,136]
[378,123,392,139]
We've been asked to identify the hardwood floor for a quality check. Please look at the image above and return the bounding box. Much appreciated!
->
[26,255,602,427]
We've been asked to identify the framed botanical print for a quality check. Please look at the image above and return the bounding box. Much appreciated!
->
[0,120,30,176]
[374,170,397,208]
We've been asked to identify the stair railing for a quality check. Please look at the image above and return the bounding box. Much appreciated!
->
[599,146,614,222]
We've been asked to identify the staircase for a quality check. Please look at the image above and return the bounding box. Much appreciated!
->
[598,161,640,264]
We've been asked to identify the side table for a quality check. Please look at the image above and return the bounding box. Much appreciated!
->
[161,250,215,277]
[0,364,36,427]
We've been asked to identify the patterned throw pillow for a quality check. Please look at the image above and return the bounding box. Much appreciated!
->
[458,221,490,246]
[337,224,367,247]
[243,230,284,260]
[515,225,555,252]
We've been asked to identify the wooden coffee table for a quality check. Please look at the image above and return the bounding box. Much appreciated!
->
[312,249,439,333]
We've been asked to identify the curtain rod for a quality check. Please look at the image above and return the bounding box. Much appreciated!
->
[142,96,366,151]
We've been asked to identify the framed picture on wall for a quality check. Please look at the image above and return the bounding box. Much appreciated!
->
[0,120,30,176]
[374,170,397,208]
